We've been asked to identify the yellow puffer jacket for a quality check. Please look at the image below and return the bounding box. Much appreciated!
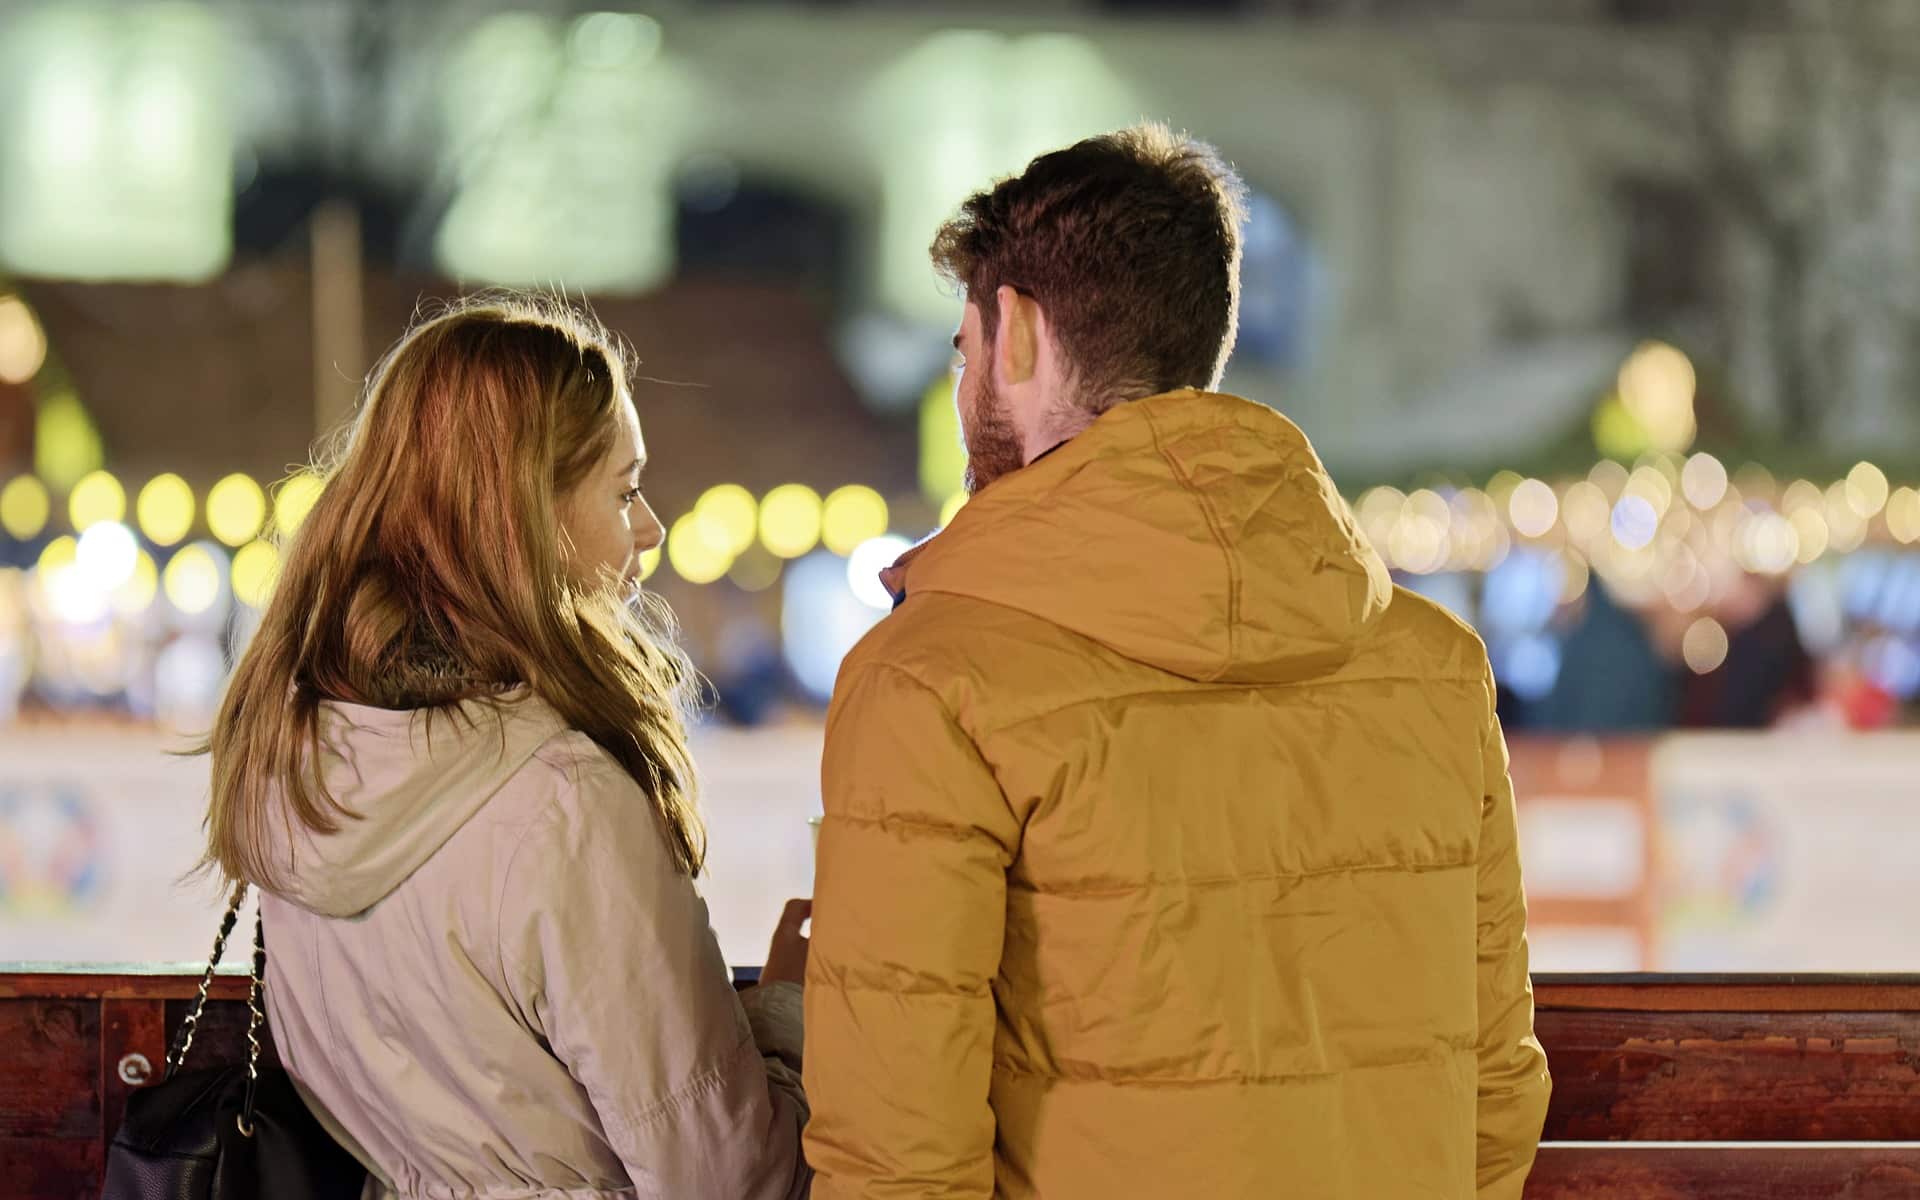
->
[805,390,1550,1199]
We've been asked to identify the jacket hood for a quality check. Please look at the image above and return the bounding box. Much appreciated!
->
[262,689,568,918]
[893,390,1393,685]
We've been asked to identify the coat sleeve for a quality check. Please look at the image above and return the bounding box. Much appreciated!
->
[804,662,1020,1200]
[1474,670,1553,1199]
[499,747,810,1200]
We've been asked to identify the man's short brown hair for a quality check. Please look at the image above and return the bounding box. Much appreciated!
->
[930,122,1247,410]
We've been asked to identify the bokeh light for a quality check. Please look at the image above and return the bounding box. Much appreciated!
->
[1846,462,1890,519]
[1789,507,1829,565]
[274,472,325,537]
[231,540,280,608]
[1,475,50,540]
[667,511,733,584]
[940,492,967,528]
[163,543,225,615]
[759,484,823,559]
[207,473,266,546]
[695,484,759,556]
[1781,480,1824,515]
[1681,453,1728,510]
[136,473,195,546]
[1888,488,1920,544]
[0,295,49,384]
[726,543,783,592]
[1737,512,1799,576]
[1682,617,1730,675]
[76,521,138,590]
[781,550,886,702]
[638,545,662,581]
[847,534,912,610]
[35,390,103,490]
[1561,481,1610,543]
[1610,495,1659,551]
[1616,340,1696,454]
[111,549,157,615]
[1508,479,1558,539]
[1824,482,1868,554]
[68,469,125,529]
[822,485,889,556]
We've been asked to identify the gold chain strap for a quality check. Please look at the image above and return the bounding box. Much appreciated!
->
[165,879,248,1077]
[237,909,267,1138]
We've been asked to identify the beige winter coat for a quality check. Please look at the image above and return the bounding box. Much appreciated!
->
[256,691,810,1199]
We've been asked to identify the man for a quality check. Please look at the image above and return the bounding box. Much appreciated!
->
[804,124,1550,1199]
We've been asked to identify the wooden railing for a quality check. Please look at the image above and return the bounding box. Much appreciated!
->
[4,968,1918,1198]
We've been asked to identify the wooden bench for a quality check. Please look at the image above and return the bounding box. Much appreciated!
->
[4,969,1917,1198]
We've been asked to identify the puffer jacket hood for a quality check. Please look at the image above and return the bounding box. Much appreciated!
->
[262,690,568,918]
[893,389,1395,685]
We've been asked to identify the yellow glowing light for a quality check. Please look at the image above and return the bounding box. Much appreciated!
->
[1624,465,1673,516]
[231,541,281,608]
[111,549,158,615]
[0,295,48,384]
[1788,508,1829,565]
[667,511,733,584]
[1508,479,1558,539]
[1592,394,1651,462]
[638,546,662,581]
[1682,617,1730,675]
[1356,487,1406,548]
[1617,340,1697,454]
[695,484,759,556]
[136,474,196,546]
[1406,488,1451,529]
[207,474,266,547]
[919,375,967,503]
[1781,480,1824,514]
[726,544,783,593]
[822,485,889,556]
[1485,471,1524,508]
[37,535,77,574]
[35,390,103,490]
[1,475,51,540]
[1689,449,1735,506]
[274,472,325,537]
[1736,512,1798,575]
[1387,512,1448,574]
[163,544,224,615]
[1588,460,1630,499]
[1888,488,1920,544]
[68,470,125,530]
[759,484,823,559]
[1824,482,1868,553]
[1562,481,1611,543]
[1845,462,1890,519]
[940,492,968,527]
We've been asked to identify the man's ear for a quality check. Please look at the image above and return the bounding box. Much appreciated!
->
[996,284,1041,385]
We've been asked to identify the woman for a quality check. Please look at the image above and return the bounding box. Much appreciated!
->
[202,296,812,1198]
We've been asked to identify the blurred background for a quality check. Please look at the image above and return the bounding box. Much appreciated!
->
[1,0,1917,973]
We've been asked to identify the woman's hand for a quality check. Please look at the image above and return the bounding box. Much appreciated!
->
[759,898,812,987]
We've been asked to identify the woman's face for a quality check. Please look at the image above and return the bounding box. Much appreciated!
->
[558,395,665,597]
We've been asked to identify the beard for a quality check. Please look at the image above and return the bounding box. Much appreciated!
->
[960,369,1026,495]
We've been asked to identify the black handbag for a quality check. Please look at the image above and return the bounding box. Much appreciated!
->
[103,881,368,1200]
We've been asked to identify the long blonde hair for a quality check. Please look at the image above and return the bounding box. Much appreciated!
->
[204,295,704,887]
